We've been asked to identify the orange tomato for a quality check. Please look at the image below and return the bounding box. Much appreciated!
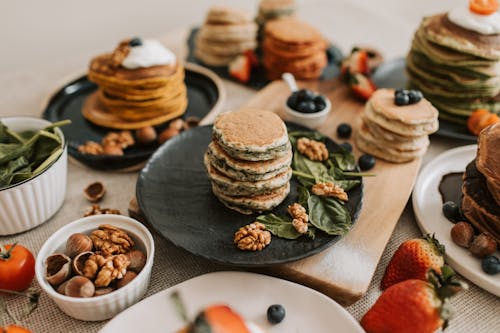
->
[0,244,35,291]
[0,325,32,333]
[469,0,499,15]
[467,109,500,135]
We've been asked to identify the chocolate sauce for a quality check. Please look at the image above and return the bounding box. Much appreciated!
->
[439,172,463,204]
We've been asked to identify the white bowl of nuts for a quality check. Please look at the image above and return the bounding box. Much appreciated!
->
[35,214,154,321]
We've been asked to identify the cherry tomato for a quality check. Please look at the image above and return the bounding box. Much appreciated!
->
[0,325,32,333]
[0,244,35,291]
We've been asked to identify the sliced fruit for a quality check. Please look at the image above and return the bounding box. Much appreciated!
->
[349,73,376,101]
[469,0,499,15]
[229,55,251,83]
[203,305,250,333]
[341,49,369,76]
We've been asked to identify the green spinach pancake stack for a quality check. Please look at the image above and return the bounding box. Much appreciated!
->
[205,108,292,214]
[407,12,500,125]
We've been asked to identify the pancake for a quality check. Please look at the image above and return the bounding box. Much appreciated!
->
[208,141,292,176]
[205,153,292,196]
[197,23,258,42]
[421,14,500,60]
[265,17,323,45]
[212,182,290,215]
[205,6,252,24]
[213,109,290,161]
[475,122,500,205]
[196,36,257,56]
[462,160,500,244]
[364,89,439,136]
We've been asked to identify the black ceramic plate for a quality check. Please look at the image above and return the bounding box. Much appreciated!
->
[136,123,363,266]
[372,58,477,142]
[42,66,221,170]
[186,28,343,90]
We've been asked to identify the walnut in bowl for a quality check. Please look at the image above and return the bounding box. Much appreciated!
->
[35,215,154,321]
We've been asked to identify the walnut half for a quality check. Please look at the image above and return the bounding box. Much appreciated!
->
[311,182,348,201]
[90,224,134,255]
[297,138,329,161]
[234,222,271,251]
[288,203,309,234]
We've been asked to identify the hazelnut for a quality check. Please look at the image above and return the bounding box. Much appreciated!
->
[135,126,157,145]
[126,250,147,273]
[57,280,69,295]
[470,233,498,258]
[169,118,185,131]
[116,271,137,289]
[128,197,145,223]
[102,143,124,156]
[450,222,474,248]
[158,127,180,144]
[72,251,94,276]
[183,116,200,130]
[45,253,72,286]
[64,276,95,298]
[83,182,106,203]
[66,233,93,258]
[94,287,115,297]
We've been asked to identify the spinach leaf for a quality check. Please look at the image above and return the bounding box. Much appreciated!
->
[256,214,315,240]
[330,151,357,171]
[31,130,62,169]
[0,156,30,187]
[298,185,310,208]
[307,194,351,236]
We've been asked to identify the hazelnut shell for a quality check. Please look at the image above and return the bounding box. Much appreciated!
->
[45,253,72,286]
[83,182,106,203]
[183,116,200,130]
[66,233,93,258]
[72,251,94,276]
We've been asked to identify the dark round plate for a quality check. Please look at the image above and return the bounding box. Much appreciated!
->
[372,57,477,142]
[136,123,363,266]
[186,28,343,90]
[42,65,223,170]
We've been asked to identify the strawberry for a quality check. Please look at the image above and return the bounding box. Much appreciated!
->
[229,54,251,83]
[381,234,445,290]
[362,267,467,333]
[348,73,376,101]
[203,305,251,333]
[243,49,259,67]
[341,49,369,76]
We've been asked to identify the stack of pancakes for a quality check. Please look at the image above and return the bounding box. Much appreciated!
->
[355,89,439,163]
[85,40,187,129]
[204,108,292,215]
[462,123,500,244]
[263,17,327,80]
[407,13,500,125]
[195,7,258,66]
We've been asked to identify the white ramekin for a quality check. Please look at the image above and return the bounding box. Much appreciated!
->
[283,97,331,129]
[35,215,155,321]
[0,117,67,235]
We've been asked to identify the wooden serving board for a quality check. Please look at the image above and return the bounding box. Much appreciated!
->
[240,79,422,305]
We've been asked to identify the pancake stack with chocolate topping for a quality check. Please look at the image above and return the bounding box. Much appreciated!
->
[195,6,258,66]
[462,122,500,244]
[204,108,292,215]
[354,89,439,163]
[263,17,327,80]
[84,38,187,129]
[407,12,500,125]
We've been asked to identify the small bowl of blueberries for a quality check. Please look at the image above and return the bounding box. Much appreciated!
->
[282,73,331,128]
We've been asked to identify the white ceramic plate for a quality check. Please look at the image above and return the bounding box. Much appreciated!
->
[100,271,364,333]
[412,145,500,296]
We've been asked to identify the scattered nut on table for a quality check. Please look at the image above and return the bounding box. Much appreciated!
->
[44,224,147,298]
[83,182,106,203]
[84,204,121,217]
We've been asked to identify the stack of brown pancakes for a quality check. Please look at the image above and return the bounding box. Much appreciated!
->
[84,39,188,130]
[462,122,500,244]
[195,6,258,66]
[407,13,500,125]
[256,0,296,42]
[355,89,439,163]
[263,17,327,80]
[204,108,292,215]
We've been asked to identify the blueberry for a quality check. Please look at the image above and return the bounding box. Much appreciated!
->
[395,92,409,106]
[481,256,500,275]
[337,123,352,139]
[267,304,286,324]
[442,201,462,223]
[358,154,376,171]
[296,100,316,113]
[339,142,353,152]
[313,95,327,111]
[287,91,300,109]
[129,37,143,47]
[296,89,315,102]
[408,90,423,104]
[395,89,406,95]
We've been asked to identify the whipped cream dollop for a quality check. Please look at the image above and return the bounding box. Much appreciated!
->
[122,39,176,69]
[448,5,500,35]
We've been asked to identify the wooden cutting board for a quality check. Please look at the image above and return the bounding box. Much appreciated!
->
[238,79,422,305]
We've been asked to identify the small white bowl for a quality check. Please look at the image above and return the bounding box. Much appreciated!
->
[0,117,67,235]
[283,95,331,129]
[35,215,155,321]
